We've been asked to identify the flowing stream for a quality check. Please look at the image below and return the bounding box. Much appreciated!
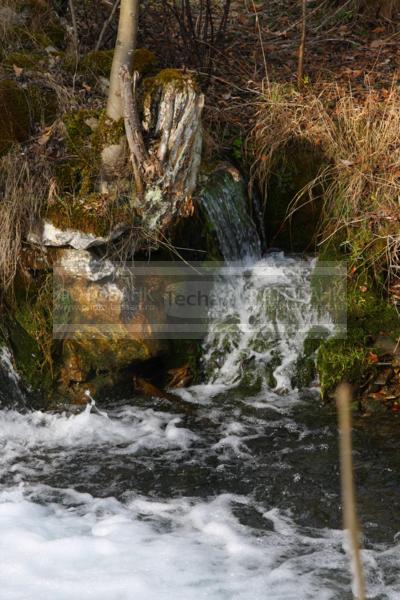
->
[1,193,400,599]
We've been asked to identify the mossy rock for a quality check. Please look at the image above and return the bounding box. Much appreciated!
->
[143,68,194,97]
[7,318,52,393]
[76,48,157,78]
[1,50,48,69]
[56,109,126,196]
[316,279,400,397]
[55,109,100,195]
[5,268,60,398]
[46,193,134,237]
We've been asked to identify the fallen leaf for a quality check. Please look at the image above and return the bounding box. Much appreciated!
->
[368,352,379,364]
[13,64,23,78]
[370,39,385,49]
[37,127,53,146]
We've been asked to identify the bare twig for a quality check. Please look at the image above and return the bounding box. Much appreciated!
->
[297,0,307,86]
[336,383,366,600]
[68,0,79,55]
[95,0,121,51]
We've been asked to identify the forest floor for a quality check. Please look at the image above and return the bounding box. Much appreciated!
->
[139,0,400,150]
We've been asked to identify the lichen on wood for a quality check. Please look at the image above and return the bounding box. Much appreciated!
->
[120,67,204,233]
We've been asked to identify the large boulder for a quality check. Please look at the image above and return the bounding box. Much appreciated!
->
[54,249,167,398]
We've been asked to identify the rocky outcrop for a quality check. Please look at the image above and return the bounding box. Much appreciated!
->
[27,221,128,250]
[53,248,167,398]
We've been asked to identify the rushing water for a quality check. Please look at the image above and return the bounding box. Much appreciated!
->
[1,253,400,599]
[199,169,262,262]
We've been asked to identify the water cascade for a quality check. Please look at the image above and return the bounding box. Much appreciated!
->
[0,179,398,600]
[199,168,262,262]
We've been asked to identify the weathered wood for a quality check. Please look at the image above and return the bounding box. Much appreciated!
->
[120,68,204,232]
[120,66,149,195]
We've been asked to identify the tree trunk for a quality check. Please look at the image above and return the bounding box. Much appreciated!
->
[106,0,139,122]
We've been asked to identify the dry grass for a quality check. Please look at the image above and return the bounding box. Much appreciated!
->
[0,150,50,292]
[249,82,400,286]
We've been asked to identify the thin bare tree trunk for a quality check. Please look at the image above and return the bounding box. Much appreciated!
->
[96,0,121,51]
[297,0,306,87]
[106,0,139,121]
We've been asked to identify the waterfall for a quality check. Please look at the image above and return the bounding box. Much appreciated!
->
[0,347,26,408]
[198,168,336,391]
[201,255,336,391]
[199,168,262,262]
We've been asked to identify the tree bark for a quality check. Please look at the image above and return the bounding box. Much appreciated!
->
[106,0,139,121]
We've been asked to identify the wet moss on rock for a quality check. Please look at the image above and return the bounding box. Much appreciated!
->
[5,271,58,396]
[317,281,400,397]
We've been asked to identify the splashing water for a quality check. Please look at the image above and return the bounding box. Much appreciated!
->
[0,180,397,598]
[202,253,334,390]
[199,169,262,262]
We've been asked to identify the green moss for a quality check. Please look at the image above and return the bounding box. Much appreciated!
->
[143,68,195,98]
[56,109,100,195]
[64,48,156,79]
[46,194,133,237]
[93,111,125,147]
[316,279,400,397]
[79,49,114,77]
[293,333,326,388]
[2,50,47,69]
[7,272,57,393]
[317,335,369,398]
[58,109,127,195]
[132,48,157,75]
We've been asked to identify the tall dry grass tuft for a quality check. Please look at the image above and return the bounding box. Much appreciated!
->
[248,83,322,202]
[249,82,400,285]
[0,150,49,292]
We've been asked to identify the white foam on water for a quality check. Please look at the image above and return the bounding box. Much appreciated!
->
[0,254,396,599]
[202,254,335,392]
[0,483,398,600]
[0,404,198,452]
[0,405,398,599]
[0,347,21,385]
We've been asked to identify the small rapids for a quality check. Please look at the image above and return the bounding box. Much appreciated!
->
[0,255,399,598]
